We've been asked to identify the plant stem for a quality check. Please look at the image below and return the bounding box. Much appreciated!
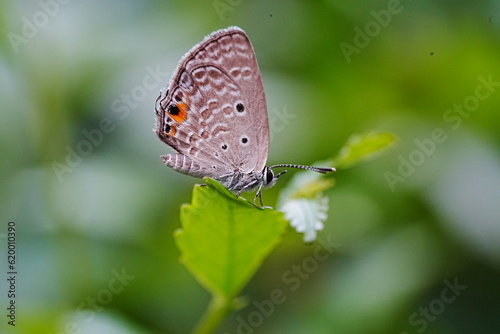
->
[192,295,232,334]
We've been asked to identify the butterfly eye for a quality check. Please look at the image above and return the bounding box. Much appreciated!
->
[265,168,274,185]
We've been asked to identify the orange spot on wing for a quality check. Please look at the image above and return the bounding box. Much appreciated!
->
[169,102,188,123]
[165,124,176,136]
[169,125,177,136]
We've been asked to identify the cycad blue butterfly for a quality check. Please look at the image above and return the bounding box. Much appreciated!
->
[155,27,335,205]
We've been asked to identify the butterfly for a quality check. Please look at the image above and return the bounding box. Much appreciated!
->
[155,26,335,206]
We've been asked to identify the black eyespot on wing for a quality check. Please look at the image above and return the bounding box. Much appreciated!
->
[241,137,248,144]
[236,103,244,112]
[164,124,171,133]
[168,104,180,115]
[222,144,228,150]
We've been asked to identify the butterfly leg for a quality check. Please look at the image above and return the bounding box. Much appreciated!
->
[253,184,264,207]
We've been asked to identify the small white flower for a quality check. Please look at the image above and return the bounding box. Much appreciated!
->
[279,196,329,242]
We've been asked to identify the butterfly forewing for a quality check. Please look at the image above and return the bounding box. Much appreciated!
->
[156,27,269,178]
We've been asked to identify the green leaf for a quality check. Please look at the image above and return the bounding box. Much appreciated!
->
[334,131,397,169]
[174,178,288,299]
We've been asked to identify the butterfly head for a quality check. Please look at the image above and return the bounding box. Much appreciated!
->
[262,166,287,189]
[252,164,335,207]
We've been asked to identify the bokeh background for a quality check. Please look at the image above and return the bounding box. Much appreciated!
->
[1,1,500,333]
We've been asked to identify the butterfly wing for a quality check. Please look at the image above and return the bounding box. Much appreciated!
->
[155,26,270,178]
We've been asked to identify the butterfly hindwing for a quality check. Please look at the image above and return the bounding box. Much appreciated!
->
[155,27,270,178]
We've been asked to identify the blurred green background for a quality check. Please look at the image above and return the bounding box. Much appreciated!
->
[1,0,500,333]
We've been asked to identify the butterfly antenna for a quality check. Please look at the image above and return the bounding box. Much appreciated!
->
[270,164,336,174]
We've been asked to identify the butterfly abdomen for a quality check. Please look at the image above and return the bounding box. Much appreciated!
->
[161,153,207,179]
